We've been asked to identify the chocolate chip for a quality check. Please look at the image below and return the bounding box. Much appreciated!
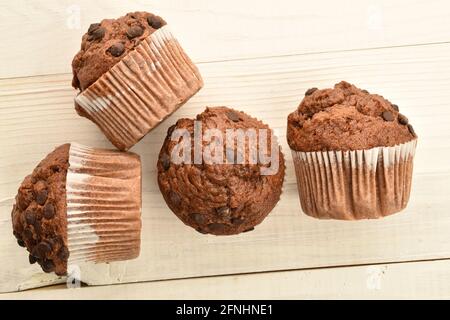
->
[160,154,171,171]
[208,223,228,233]
[33,223,42,236]
[88,23,100,34]
[382,111,394,122]
[191,213,205,224]
[392,104,399,111]
[34,180,48,204]
[31,247,41,259]
[25,210,36,225]
[29,254,37,264]
[57,246,70,261]
[362,89,369,94]
[89,27,105,41]
[147,15,164,29]
[226,111,240,122]
[36,189,48,205]
[305,88,318,96]
[127,26,144,39]
[23,229,33,241]
[31,176,37,184]
[43,203,55,219]
[50,165,60,173]
[407,124,416,136]
[17,239,26,247]
[398,114,409,125]
[195,228,208,234]
[231,217,245,226]
[243,227,255,233]
[169,191,181,206]
[216,206,230,216]
[33,241,52,259]
[107,42,125,57]
[39,241,52,254]
[42,259,55,273]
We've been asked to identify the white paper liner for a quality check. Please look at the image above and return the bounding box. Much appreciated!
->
[66,143,142,264]
[75,26,204,151]
[291,139,417,220]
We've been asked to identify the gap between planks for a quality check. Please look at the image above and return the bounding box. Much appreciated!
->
[2,40,450,81]
[2,0,450,78]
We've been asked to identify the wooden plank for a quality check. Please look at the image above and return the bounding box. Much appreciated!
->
[1,43,450,293]
[2,259,450,299]
[1,0,450,78]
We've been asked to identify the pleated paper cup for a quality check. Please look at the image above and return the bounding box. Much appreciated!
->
[291,139,417,220]
[66,143,142,264]
[75,25,204,151]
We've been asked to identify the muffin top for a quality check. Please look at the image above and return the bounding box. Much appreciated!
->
[287,81,417,152]
[11,144,70,276]
[72,11,166,91]
[157,107,285,235]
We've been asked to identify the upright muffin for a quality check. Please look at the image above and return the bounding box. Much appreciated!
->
[287,81,417,220]
[72,12,203,151]
[11,143,141,275]
[158,107,285,235]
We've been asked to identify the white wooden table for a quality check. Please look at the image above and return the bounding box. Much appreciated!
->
[1,0,450,299]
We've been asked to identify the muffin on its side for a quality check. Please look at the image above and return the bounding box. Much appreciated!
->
[72,11,203,151]
[12,145,70,275]
[287,81,417,220]
[158,107,285,235]
[11,143,141,275]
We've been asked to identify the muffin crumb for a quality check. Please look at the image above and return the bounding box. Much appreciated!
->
[158,107,285,235]
[287,81,416,152]
[72,11,167,91]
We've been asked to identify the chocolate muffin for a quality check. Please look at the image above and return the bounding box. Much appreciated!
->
[72,12,167,91]
[11,143,142,275]
[12,145,70,275]
[158,107,285,235]
[72,11,203,151]
[287,81,417,220]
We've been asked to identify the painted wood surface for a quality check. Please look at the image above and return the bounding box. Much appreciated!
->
[1,0,450,78]
[0,0,449,298]
[2,259,450,299]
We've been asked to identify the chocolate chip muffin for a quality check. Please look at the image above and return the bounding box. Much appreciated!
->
[287,81,417,220]
[287,81,416,151]
[72,12,167,91]
[11,143,142,275]
[72,11,203,151]
[12,145,70,275]
[158,107,285,235]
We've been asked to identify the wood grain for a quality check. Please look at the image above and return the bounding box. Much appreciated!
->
[2,259,450,299]
[1,42,450,293]
[1,0,450,78]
